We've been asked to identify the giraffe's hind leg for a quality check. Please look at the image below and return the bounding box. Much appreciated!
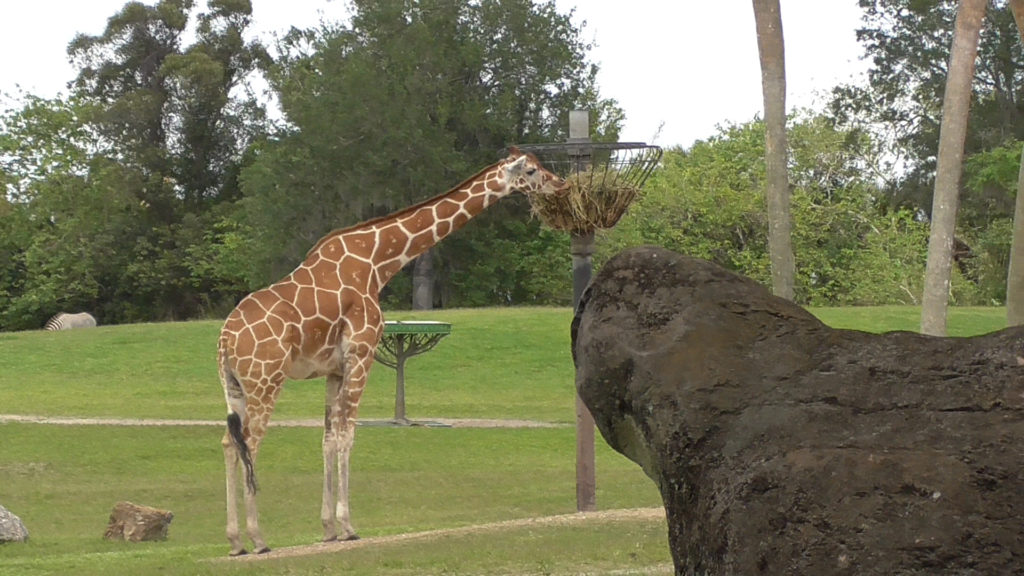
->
[222,429,248,556]
[239,400,275,555]
[221,357,250,555]
[222,434,270,555]
[222,375,276,555]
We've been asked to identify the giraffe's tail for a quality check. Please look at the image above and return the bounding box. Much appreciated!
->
[220,343,257,494]
[227,411,258,494]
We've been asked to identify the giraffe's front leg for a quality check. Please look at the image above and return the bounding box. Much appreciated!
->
[327,341,377,542]
[335,421,359,541]
[321,375,341,542]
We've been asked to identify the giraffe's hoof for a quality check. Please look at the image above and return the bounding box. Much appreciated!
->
[255,546,272,554]
[343,533,360,542]
[322,535,338,543]
[229,548,248,557]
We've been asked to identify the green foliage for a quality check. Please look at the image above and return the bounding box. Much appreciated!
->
[1,0,611,328]
[832,1,1024,216]
[600,114,936,306]
[439,211,573,307]
[957,216,1014,305]
[598,121,771,283]
[8,0,1021,328]
[0,1,266,329]
[954,141,1020,304]
[828,2,1024,311]
[840,210,930,305]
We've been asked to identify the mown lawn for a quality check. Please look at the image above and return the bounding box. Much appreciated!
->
[0,423,668,576]
[0,307,578,422]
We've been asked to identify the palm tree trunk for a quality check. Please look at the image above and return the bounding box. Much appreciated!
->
[1005,0,1024,325]
[1006,146,1024,325]
[752,0,795,300]
[920,0,987,336]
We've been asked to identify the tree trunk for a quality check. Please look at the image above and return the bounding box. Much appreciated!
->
[921,0,987,336]
[1006,145,1024,325]
[1005,0,1024,326]
[752,0,795,301]
[412,250,434,310]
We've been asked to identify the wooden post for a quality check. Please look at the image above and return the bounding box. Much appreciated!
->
[570,110,597,512]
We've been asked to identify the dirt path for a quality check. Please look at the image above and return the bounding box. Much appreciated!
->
[0,414,567,429]
[221,507,666,562]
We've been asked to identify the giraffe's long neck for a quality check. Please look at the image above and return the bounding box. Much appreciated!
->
[393,167,509,264]
[312,163,510,294]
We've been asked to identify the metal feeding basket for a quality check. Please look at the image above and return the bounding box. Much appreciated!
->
[516,142,663,234]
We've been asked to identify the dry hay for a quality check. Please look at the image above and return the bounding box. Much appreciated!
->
[527,168,640,233]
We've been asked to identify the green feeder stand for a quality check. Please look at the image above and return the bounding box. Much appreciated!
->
[374,321,452,426]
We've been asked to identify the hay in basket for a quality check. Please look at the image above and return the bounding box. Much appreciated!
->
[527,168,641,233]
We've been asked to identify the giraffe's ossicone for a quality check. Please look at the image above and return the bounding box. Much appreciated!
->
[218,148,566,555]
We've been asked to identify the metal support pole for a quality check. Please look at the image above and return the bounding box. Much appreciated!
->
[572,230,597,512]
[393,335,408,423]
[569,109,597,513]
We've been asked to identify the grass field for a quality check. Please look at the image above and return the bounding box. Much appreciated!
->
[0,305,1010,575]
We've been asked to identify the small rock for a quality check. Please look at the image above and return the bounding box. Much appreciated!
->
[0,504,29,543]
[104,501,173,542]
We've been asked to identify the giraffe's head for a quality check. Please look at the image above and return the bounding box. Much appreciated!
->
[502,147,568,196]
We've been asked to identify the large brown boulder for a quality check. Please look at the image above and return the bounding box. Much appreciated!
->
[573,246,1024,575]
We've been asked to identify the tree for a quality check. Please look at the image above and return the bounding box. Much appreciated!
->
[0,95,135,330]
[833,1,1024,219]
[752,0,796,300]
[69,0,265,213]
[162,0,269,208]
[240,0,619,307]
[921,0,988,336]
[68,0,190,219]
[62,0,266,319]
[0,1,267,329]
[1006,0,1024,324]
[831,1,1024,312]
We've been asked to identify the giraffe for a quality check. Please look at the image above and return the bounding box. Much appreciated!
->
[217,147,566,555]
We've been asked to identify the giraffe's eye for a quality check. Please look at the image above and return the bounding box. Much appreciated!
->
[526,168,537,176]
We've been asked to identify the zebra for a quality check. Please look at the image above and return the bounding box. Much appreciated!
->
[43,312,97,331]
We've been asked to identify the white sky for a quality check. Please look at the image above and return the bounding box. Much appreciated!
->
[0,0,868,149]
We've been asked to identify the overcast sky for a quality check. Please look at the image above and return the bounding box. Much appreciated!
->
[0,0,868,149]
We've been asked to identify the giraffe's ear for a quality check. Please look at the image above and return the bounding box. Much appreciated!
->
[508,146,522,157]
